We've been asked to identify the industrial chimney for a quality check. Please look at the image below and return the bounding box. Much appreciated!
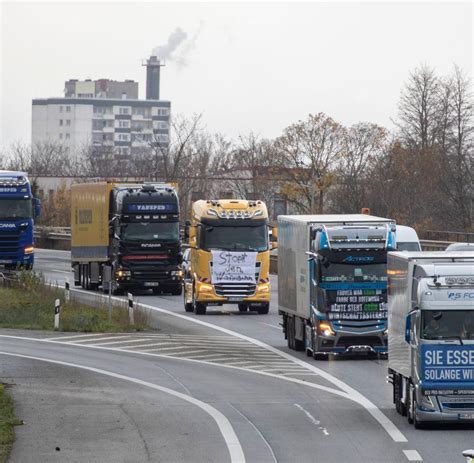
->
[144,56,164,100]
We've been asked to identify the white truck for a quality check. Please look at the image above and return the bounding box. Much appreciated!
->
[388,251,474,428]
[278,214,396,359]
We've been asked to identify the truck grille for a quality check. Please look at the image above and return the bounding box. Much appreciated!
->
[0,231,20,257]
[337,336,384,348]
[129,265,171,282]
[210,261,261,298]
[214,283,257,298]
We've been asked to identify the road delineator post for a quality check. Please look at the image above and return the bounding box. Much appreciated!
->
[128,293,134,325]
[54,298,60,330]
[64,279,70,303]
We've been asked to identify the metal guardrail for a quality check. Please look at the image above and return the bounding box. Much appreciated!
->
[422,230,474,243]
[34,226,71,241]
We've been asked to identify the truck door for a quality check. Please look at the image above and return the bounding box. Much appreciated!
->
[309,228,319,313]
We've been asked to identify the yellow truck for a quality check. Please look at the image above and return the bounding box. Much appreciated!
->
[183,199,277,315]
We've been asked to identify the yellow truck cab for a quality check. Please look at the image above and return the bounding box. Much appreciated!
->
[183,199,277,315]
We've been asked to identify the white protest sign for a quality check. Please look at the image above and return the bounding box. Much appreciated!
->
[211,250,257,284]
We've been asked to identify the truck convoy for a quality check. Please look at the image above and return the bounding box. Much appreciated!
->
[388,251,474,428]
[0,171,40,270]
[183,199,276,315]
[278,214,396,358]
[71,182,183,294]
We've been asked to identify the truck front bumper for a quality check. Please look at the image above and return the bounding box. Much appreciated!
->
[195,281,270,305]
[316,331,387,354]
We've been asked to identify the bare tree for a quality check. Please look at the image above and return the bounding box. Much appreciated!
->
[331,123,388,213]
[275,113,344,213]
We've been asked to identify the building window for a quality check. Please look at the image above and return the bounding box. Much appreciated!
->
[94,106,105,114]
[65,133,70,140]
[66,106,71,112]
[59,119,63,126]
[157,107,169,116]
[66,120,71,126]
[118,147,130,155]
[156,134,169,143]
[59,106,63,113]
[118,133,130,141]
[119,120,130,128]
[119,107,130,115]
[157,121,168,130]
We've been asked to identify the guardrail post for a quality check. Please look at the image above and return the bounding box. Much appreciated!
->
[54,298,61,330]
[128,292,134,325]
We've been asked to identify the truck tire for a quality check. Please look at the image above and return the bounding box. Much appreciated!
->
[256,303,270,315]
[287,316,305,351]
[194,302,207,315]
[184,289,194,312]
[238,303,248,312]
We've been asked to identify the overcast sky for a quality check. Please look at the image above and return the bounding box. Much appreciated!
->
[1,1,472,149]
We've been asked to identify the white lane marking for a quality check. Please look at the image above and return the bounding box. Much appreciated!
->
[0,351,246,463]
[403,450,423,461]
[30,283,411,443]
[228,404,277,463]
[183,353,232,360]
[134,300,408,443]
[294,404,330,436]
[294,403,320,425]
[143,345,196,352]
[51,269,72,274]
[91,339,170,347]
[50,333,114,341]
[282,372,319,377]
[72,336,134,344]
[119,342,175,349]
[0,335,351,400]
[164,350,203,357]
[258,322,281,330]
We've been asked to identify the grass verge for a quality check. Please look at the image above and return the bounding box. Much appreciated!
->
[0,271,151,332]
[0,384,21,463]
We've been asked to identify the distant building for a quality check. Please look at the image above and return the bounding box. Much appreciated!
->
[31,57,169,159]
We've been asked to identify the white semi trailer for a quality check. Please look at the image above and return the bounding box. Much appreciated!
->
[387,252,474,428]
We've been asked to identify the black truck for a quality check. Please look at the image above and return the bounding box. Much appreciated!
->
[71,182,183,295]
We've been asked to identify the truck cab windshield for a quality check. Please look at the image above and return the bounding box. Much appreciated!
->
[320,262,387,282]
[201,224,268,252]
[0,199,32,220]
[421,310,474,341]
[121,222,179,242]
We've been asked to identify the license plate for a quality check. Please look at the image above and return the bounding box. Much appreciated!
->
[459,413,474,420]
[144,282,159,287]
[0,260,12,264]
[228,297,243,302]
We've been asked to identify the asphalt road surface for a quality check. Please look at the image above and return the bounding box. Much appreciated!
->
[0,248,472,463]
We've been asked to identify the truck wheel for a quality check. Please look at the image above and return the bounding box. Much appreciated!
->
[238,303,248,312]
[412,395,424,429]
[256,303,269,315]
[194,302,207,315]
[184,289,193,312]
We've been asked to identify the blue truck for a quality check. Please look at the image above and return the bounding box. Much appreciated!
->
[278,214,397,358]
[0,171,41,270]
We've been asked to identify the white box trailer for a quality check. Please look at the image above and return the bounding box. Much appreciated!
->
[278,214,396,358]
[387,251,474,428]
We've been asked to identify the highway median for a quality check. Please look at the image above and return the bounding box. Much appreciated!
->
[0,271,151,332]
[0,384,21,463]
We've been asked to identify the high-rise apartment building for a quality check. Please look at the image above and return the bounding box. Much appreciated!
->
[32,57,169,158]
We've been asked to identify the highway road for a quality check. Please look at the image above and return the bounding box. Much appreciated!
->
[1,248,473,462]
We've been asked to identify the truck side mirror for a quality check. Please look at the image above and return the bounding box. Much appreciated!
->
[33,198,41,218]
[405,315,411,344]
[270,226,278,249]
[184,220,191,240]
[188,225,197,248]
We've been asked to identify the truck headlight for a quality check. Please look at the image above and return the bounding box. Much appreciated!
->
[199,283,213,293]
[383,328,388,335]
[257,284,270,293]
[24,246,34,254]
[171,270,183,278]
[319,322,335,336]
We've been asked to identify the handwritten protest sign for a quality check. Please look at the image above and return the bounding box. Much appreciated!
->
[211,250,257,284]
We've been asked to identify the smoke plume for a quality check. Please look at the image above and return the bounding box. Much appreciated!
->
[151,27,188,61]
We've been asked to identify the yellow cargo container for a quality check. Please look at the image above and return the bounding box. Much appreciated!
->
[71,182,113,262]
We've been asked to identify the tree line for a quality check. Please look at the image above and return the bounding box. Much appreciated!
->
[1,64,472,232]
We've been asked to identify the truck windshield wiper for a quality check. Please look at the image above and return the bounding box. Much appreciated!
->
[429,335,464,345]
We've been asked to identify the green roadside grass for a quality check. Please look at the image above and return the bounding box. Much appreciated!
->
[0,384,21,463]
[0,272,151,332]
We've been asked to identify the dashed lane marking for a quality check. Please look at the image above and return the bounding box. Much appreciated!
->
[403,450,423,461]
